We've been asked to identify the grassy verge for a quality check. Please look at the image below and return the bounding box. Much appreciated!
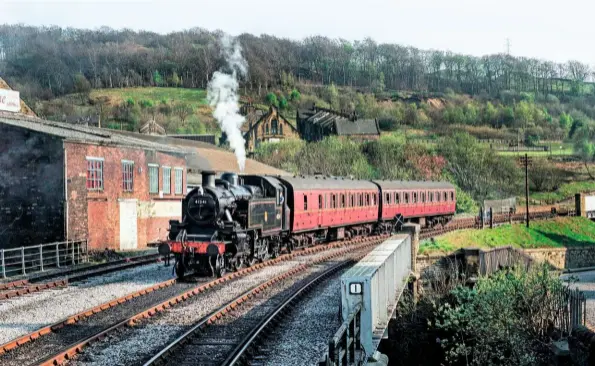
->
[420,217,595,254]
[530,180,595,203]
[90,87,208,105]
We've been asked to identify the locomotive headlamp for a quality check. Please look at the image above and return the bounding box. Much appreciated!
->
[349,282,363,295]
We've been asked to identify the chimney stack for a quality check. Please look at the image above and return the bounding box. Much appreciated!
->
[201,171,216,188]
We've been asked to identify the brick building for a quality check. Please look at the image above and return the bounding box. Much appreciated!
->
[0,111,188,251]
[297,103,381,142]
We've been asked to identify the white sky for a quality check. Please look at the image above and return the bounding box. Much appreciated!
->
[1,0,594,64]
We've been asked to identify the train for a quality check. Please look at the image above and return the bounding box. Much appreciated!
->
[163,171,456,278]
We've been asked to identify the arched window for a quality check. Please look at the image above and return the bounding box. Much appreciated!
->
[265,124,269,135]
[280,124,284,135]
[271,119,278,135]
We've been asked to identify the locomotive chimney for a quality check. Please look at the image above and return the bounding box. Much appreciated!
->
[201,171,216,188]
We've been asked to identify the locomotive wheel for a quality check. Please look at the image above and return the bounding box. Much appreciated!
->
[175,260,186,279]
[215,255,226,278]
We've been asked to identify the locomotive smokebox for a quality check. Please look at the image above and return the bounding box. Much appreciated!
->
[201,171,216,188]
[221,172,239,186]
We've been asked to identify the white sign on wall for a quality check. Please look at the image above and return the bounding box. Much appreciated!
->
[0,89,20,112]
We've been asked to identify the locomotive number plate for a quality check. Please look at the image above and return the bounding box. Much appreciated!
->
[195,199,209,205]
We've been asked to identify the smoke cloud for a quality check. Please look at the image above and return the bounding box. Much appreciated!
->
[207,35,248,172]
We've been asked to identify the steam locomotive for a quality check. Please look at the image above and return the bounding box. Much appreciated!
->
[165,171,456,278]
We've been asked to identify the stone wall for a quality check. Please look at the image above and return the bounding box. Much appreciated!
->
[524,247,595,270]
[0,125,65,248]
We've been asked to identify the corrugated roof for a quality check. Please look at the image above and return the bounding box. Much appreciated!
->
[301,105,380,136]
[0,111,187,154]
[372,180,456,190]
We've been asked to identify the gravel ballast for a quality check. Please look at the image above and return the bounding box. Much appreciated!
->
[68,247,369,366]
[0,262,175,344]
[261,272,344,366]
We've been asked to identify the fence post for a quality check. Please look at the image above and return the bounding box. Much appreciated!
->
[21,247,26,275]
[1,250,5,279]
[56,243,60,268]
[39,245,44,272]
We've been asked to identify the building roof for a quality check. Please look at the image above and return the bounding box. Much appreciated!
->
[110,129,290,176]
[299,105,380,136]
[243,106,298,138]
[0,77,37,117]
[0,111,187,154]
[0,110,290,177]
[139,119,166,135]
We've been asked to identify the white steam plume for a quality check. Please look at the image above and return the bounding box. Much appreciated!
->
[207,35,248,172]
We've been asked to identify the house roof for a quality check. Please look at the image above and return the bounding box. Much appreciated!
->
[299,105,380,136]
[110,129,290,176]
[243,106,298,138]
[139,119,166,135]
[0,111,187,154]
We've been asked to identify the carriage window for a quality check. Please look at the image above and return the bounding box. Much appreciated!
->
[304,195,308,210]
[319,195,323,209]
[413,192,417,203]
[359,194,363,207]
[341,194,346,208]
[395,192,400,204]
[444,192,448,201]
[429,192,433,203]
[437,192,441,202]
[372,194,376,206]
[421,192,425,203]
[332,194,337,208]
[351,194,355,207]
[385,193,390,204]
[451,191,455,201]
[405,193,410,203]
[366,194,370,206]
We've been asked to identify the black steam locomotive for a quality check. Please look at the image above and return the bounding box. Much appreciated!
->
[167,171,289,278]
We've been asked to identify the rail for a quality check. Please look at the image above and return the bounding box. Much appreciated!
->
[0,240,87,278]
[318,303,364,366]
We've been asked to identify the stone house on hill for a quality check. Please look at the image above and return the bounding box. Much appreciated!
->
[297,104,380,142]
[224,103,298,155]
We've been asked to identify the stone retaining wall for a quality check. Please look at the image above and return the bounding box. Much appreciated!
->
[524,247,595,270]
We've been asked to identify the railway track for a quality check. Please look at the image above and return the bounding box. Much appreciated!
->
[420,210,572,240]
[0,253,163,301]
[143,259,357,366]
[0,235,386,366]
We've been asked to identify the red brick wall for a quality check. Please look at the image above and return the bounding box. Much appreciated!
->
[65,142,186,250]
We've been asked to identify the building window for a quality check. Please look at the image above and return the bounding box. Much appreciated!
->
[86,158,104,191]
[265,124,269,135]
[149,164,159,194]
[271,119,278,134]
[304,194,308,210]
[280,124,284,135]
[163,167,171,194]
[174,168,184,195]
[122,160,134,192]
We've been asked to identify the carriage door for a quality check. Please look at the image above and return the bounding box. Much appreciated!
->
[317,193,323,227]
[119,199,138,250]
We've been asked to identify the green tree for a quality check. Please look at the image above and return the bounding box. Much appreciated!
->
[483,102,498,126]
[73,73,91,104]
[265,92,278,107]
[153,70,163,86]
[290,89,301,101]
[170,71,180,87]
[279,96,288,109]
[574,123,595,179]
[559,112,573,132]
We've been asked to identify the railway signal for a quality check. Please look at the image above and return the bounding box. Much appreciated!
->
[519,154,533,228]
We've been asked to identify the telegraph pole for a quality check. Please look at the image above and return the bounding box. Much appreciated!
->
[520,154,532,228]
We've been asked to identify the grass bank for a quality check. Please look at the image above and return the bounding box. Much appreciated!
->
[530,180,595,203]
[420,217,595,254]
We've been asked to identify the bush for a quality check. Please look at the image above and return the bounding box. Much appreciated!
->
[430,265,564,366]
